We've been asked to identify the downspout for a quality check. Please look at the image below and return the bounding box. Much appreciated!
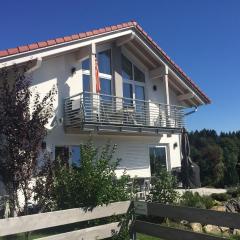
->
[25,57,42,74]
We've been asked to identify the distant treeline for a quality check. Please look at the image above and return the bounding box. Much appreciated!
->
[189,129,240,188]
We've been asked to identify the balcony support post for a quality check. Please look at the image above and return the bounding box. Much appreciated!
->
[164,65,170,127]
[90,42,97,93]
[90,43,99,119]
[164,65,170,105]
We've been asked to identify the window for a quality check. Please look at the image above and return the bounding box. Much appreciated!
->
[81,49,112,95]
[149,146,168,175]
[122,54,146,123]
[55,146,70,166]
[83,74,90,92]
[121,54,145,104]
[70,146,81,167]
[98,49,111,75]
[134,65,145,83]
[55,146,81,167]
[135,85,145,100]
[82,58,90,70]
[98,50,112,100]
[123,83,133,105]
[122,55,133,81]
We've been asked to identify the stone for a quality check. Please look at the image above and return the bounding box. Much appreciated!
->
[180,220,189,225]
[203,225,221,235]
[219,226,230,237]
[210,205,226,212]
[190,222,202,233]
[233,229,240,236]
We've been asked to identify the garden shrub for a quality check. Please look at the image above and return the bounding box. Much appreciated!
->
[53,141,133,209]
[227,187,240,198]
[211,193,230,202]
[147,168,179,204]
[35,141,135,240]
[180,191,215,209]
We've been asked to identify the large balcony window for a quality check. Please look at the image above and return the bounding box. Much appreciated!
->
[122,54,145,103]
[122,55,146,124]
[81,49,112,95]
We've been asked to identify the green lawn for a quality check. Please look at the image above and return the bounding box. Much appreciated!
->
[137,233,162,240]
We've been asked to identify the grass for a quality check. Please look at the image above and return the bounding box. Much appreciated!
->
[137,233,162,239]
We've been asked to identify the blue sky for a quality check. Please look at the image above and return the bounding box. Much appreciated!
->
[0,0,239,132]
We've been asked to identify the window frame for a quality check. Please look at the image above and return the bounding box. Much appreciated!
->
[54,145,82,167]
[121,53,146,102]
[149,144,170,175]
[81,48,113,95]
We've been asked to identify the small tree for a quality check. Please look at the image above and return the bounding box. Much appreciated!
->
[0,64,56,217]
[34,141,134,240]
[52,141,132,209]
[147,168,179,204]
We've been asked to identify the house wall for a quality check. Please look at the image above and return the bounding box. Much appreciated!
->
[29,45,182,178]
[46,127,182,178]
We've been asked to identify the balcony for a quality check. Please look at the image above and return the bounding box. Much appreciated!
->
[64,92,185,135]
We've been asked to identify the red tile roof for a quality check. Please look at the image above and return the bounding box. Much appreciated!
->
[0,21,210,104]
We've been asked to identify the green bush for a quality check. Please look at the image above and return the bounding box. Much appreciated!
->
[147,168,179,204]
[211,193,230,202]
[180,191,215,209]
[227,187,240,198]
[53,141,132,209]
[35,141,134,240]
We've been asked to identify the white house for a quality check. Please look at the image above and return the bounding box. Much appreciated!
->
[0,21,210,179]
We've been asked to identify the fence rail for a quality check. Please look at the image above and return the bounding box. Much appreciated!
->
[1,200,240,239]
[134,201,240,240]
[0,201,131,239]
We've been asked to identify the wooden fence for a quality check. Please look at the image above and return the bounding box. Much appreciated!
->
[1,201,240,239]
[0,201,131,240]
[134,201,240,240]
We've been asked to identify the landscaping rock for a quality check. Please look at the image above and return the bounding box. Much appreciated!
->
[180,220,189,225]
[210,205,226,212]
[203,225,221,235]
[190,222,202,233]
[219,226,230,237]
[226,199,240,213]
[233,229,240,236]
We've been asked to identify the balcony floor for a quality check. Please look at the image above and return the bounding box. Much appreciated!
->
[64,122,183,136]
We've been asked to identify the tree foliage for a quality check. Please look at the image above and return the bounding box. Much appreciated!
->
[0,64,56,216]
[147,168,179,204]
[35,141,133,210]
[35,141,134,240]
[189,129,240,187]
